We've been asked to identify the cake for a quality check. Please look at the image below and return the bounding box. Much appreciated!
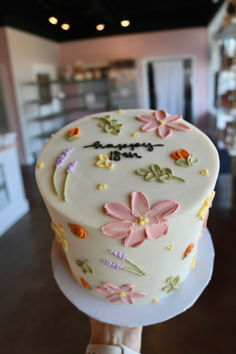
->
[35,109,219,305]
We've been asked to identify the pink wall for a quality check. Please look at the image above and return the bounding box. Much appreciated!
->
[60,28,209,120]
[0,28,24,158]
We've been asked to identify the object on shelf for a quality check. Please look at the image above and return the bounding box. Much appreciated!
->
[37,73,52,104]
[108,59,137,109]
[63,65,73,81]
[74,60,85,81]
[223,120,236,154]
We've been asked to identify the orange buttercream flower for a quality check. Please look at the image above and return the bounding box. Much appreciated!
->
[66,127,80,141]
[171,149,191,160]
[183,242,195,259]
[80,277,92,289]
[70,224,87,238]
[68,127,80,137]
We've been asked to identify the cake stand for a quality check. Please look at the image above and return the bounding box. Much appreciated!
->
[51,228,214,327]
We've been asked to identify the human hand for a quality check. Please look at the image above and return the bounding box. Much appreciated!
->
[89,317,143,352]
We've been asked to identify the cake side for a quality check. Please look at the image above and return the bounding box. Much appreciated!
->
[36,109,219,304]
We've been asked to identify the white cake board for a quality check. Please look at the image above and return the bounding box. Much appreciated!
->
[51,228,214,327]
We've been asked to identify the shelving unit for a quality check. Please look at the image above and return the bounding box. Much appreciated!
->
[22,76,111,161]
[215,20,236,205]
[21,60,138,163]
[215,27,236,151]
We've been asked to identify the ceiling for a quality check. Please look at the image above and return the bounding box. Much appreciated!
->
[0,0,225,42]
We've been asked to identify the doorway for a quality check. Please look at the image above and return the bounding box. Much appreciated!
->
[147,57,194,122]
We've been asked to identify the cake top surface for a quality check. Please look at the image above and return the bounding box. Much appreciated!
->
[35,109,219,227]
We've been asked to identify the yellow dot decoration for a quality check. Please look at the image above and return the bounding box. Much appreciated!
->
[190,250,198,270]
[199,233,203,239]
[36,162,44,168]
[97,183,108,190]
[166,244,174,251]
[96,154,115,169]
[138,216,149,226]
[117,109,125,114]
[131,131,140,137]
[152,298,159,303]
[72,272,78,281]
[119,291,126,297]
[200,169,209,176]
[197,191,215,220]
[159,120,166,125]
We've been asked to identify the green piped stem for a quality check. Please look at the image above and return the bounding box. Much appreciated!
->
[123,267,145,277]
[172,176,186,182]
[63,172,70,202]
[53,168,59,195]
[126,257,146,276]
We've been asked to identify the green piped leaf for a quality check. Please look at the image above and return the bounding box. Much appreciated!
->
[187,155,198,165]
[176,155,198,167]
[150,164,161,173]
[136,168,149,176]
[136,164,185,183]
[76,259,94,274]
[94,115,123,135]
[176,158,188,167]
[65,135,80,142]
[158,174,172,183]
[145,172,156,181]
[162,276,182,293]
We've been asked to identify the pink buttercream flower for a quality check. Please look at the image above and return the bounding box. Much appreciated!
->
[96,282,147,304]
[101,191,180,248]
[136,109,190,139]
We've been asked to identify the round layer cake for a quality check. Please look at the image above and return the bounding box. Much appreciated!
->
[36,109,219,305]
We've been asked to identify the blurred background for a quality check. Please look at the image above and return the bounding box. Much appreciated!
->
[0,0,236,353]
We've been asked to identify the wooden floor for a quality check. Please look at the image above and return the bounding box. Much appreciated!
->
[0,167,235,354]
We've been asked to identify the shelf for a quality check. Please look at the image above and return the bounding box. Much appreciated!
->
[28,106,111,123]
[28,107,86,122]
[218,66,236,73]
[22,78,108,87]
[31,130,57,141]
[23,91,109,105]
[30,107,109,140]
[217,106,236,115]
[216,22,236,40]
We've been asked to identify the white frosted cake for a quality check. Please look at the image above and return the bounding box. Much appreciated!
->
[36,109,219,305]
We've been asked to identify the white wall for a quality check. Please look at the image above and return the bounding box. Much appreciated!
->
[6,27,60,164]
[60,28,209,123]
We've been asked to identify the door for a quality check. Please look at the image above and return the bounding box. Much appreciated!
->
[148,58,193,122]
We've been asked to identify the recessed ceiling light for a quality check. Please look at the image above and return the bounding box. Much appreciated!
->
[120,19,130,27]
[61,23,70,31]
[48,16,58,25]
[212,0,219,3]
[96,23,105,31]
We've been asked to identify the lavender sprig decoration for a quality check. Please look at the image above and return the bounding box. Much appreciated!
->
[108,249,146,276]
[55,148,74,168]
[53,148,74,196]
[63,160,78,201]
[101,259,145,276]
[66,160,78,173]
[109,249,127,260]
[101,259,123,270]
